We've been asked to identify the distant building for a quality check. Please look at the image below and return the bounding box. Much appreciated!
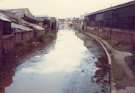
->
[84,1,135,30]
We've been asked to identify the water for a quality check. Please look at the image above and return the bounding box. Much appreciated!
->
[5,29,102,93]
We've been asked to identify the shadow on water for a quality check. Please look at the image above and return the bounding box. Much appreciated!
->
[0,38,56,93]
[0,51,16,93]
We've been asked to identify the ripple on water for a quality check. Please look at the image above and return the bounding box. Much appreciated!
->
[5,29,102,93]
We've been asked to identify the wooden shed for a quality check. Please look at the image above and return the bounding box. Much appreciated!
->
[0,13,14,62]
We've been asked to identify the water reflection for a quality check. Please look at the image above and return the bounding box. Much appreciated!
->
[0,37,55,93]
[1,29,103,93]
[0,53,16,93]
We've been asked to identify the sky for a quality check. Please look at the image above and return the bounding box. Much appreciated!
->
[0,0,133,18]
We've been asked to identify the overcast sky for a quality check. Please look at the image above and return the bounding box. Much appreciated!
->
[0,0,133,18]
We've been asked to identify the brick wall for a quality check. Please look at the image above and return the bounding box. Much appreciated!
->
[0,29,45,63]
[86,26,135,52]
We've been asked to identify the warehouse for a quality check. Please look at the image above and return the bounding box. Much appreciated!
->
[85,1,135,30]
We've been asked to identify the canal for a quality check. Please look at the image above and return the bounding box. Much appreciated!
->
[5,29,104,93]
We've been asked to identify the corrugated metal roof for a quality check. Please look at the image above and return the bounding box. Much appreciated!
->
[30,23,44,30]
[22,20,45,31]
[5,8,34,18]
[12,23,32,31]
[87,0,135,16]
[0,13,11,22]
[0,10,20,23]
[35,16,49,21]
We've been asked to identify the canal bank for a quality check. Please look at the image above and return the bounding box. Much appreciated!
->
[76,31,111,93]
[0,8,58,64]
[3,29,110,93]
[79,30,135,93]
[15,30,57,62]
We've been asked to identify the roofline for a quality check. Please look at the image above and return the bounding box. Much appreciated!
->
[0,19,11,22]
[86,0,135,16]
